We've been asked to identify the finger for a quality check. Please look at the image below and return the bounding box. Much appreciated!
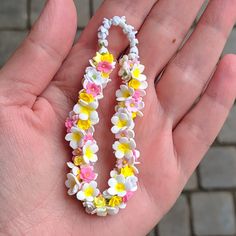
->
[137,0,204,79]
[45,0,157,101]
[0,0,77,107]
[155,0,236,127]
[173,54,236,179]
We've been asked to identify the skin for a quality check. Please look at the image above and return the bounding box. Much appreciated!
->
[0,0,235,235]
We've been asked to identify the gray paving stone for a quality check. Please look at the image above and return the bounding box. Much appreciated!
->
[223,28,236,54]
[191,192,236,235]
[195,0,209,23]
[158,195,190,236]
[75,30,83,43]
[0,0,27,29]
[146,228,157,236]
[30,0,45,26]
[199,147,236,189]
[92,0,104,14]
[218,105,236,143]
[75,0,91,28]
[31,0,91,28]
[0,31,27,66]
[184,171,198,191]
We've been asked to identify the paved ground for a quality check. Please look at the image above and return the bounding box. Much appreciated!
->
[0,1,236,236]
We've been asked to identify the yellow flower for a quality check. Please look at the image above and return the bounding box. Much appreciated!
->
[131,67,141,79]
[73,156,84,166]
[77,119,92,130]
[101,72,110,78]
[94,195,106,208]
[132,112,137,119]
[118,101,125,108]
[93,52,114,64]
[101,52,114,63]
[128,79,141,90]
[108,196,122,207]
[93,52,102,63]
[79,91,94,103]
[121,165,134,177]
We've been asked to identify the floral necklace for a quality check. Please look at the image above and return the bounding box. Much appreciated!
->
[65,16,148,216]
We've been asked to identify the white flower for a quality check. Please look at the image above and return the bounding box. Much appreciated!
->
[83,140,99,164]
[96,207,108,217]
[115,85,134,101]
[115,128,135,139]
[76,181,99,202]
[113,137,136,159]
[107,206,119,215]
[78,90,98,108]
[110,169,118,178]
[108,174,127,197]
[102,190,113,199]
[112,16,122,25]
[102,18,111,29]
[85,67,109,85]
[131,63,146,81]
[128,78,148,90]
[111,108,134,134]
[118,57,131,80]
[65,127,85,149]
[125,176,138,191]
[73,103,99,124]
[67,162,80,176]
[83,201,96,214]
[65,173,81,195]
[130,46,139,55]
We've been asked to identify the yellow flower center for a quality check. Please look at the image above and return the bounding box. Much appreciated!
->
[132,112,137,119]
[85,146,93,159]
[77,119,91,130]
[118,101,125,107]
[132,68,141,79]
[115,183,126,192]
[101,72,110,78]
[72,132,82,142]
[128,79,141,90]
[69,179,76,189]
[118,143,130,153]
[84,186,94,197]
[73,156,84,166]
[117,118,127,128]
[80,106,92,115]
[79,92,94,103]
[122,160,127,165]
[121,165,134,177]
[101,53,114,63]
[108,196,122,207]
[94,195,106,208]
[122,90,131,98]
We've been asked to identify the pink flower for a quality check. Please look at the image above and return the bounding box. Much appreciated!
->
[65,118,73,132]
[84,133,94,143]
[97,61,113,73]
[125,99,139,112]
[133,149,140,161]
[133,90,142,101]
[86,82,101,97]
[80,166,97,183]
[123,191,134,203]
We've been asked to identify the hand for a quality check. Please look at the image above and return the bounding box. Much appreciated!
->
[0,0,235,235]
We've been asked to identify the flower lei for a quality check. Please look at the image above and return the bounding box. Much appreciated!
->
[65,16,148,216]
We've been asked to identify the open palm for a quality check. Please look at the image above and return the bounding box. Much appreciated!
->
[0,0,236,235]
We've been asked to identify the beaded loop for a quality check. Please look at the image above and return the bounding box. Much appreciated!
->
[65,16,148,216]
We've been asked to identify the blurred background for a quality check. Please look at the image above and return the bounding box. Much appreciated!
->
[0,0,236,235]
